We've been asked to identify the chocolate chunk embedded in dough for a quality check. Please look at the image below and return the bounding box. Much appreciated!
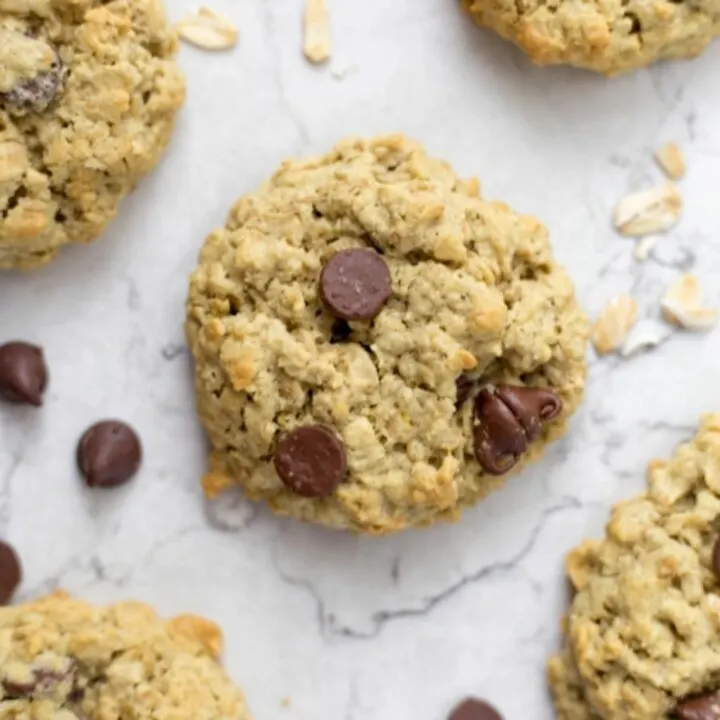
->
[495,385,562,441]
[274,425,347,498]
[320,248,392,321]
[675,691,720,720]
[473,389,528,475]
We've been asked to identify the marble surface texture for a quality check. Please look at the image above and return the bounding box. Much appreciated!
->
[2,1,720,718]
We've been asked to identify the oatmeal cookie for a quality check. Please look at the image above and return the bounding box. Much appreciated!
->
[461,0,720,74]
[548,414,720,719]
[0,0,185,270]
[0,591,250,719]
[186,135,588,534]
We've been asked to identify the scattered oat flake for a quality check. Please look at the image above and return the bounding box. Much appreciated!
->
[177,8,238,50]
[613,184,682,237]
[661,274,718,332]
[634,236,657,262]
[304,0,331,64]
[620,319,672,357]
[592,295,638,355]
[655,143,686,180]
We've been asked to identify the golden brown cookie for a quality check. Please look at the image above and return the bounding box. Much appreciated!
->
[186,135,588,534]
[0,0,185,270]
[0,592,250,719]
[549,414,720,719]
[461,0,720,75]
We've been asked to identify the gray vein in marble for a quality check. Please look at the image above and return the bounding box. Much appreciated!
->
[272,497,583,640]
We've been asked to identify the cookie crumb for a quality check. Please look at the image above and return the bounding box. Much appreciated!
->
[303,0,331,64]
[177,8,238,51]
[613,184,682,237]
[661,274,718,332]
[654,143,686,180]
[591,295,638,354]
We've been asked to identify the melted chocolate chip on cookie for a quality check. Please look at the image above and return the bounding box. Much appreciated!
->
[274,425,347,497]
[675,690,720,720]
[320,248,392,321]
[473,384,562,475]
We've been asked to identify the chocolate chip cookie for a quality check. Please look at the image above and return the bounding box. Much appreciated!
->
[0,0,185,270]
[461,0,720,75]
[186,135,588,534]
[548,414,720,719]
[0,591,250,719]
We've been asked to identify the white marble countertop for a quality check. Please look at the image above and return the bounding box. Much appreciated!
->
[2,1,720,718]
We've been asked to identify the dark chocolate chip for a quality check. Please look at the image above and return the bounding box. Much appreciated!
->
[77,421,142,488]
[274,425,347,498]
[712,536,720,581]
[455,373,475,409]
[675,691,720,720]
[449,697,504,720]
[473,389,528,475]
[3,659,76,697]
[0,342,48,406]
[495,385,562,441]
[330,318,352,344]
[0,540,21,605]
[1,48,66,113]
[320,248,392,321]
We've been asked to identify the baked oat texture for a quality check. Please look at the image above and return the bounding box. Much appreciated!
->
[186,135,588,534]
[548,414,720,719]
[461,0,720,74]
[0,0,185,270]
[0,591,250,720]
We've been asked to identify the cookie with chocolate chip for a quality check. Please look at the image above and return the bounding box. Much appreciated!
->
[0,592,251,719]
[186,135,588,533]
[461,0,720,75]
[0,1,185,270]
[548,414,720,719]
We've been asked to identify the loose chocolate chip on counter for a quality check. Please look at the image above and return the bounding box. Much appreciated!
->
[274,425,347,498]
[675,691,720,720]
[473,389,528,475]
[455,373,475,409]
[77,420,142,488]
[0,540,22,605]
[320,248,392,321]
[495,384,562,441]
[0,342,48,406]
[449,697,504,720]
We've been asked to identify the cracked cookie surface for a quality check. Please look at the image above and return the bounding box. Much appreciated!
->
[186,135,587,534]
[0,0,185,270]
[548,414,720,719]
[0,591,250,719]
[461,0,720,74]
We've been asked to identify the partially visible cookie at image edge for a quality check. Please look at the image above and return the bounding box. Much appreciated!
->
[186,134,588,534]
[549,413,720,719]
[461,0,720,75]
[0,591,251,719]
[0,0,185,270]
